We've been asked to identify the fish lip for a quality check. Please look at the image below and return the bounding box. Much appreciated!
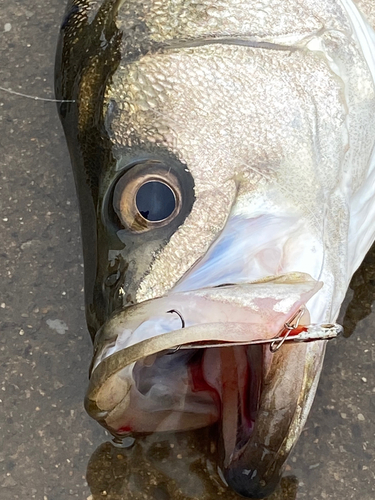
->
[89,272,321,376]
[86,322,265,417]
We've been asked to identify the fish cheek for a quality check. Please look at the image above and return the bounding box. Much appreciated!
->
[87,150,196,332]
[55,3,175,335]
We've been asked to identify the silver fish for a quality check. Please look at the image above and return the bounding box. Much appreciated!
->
[55,0,375,497]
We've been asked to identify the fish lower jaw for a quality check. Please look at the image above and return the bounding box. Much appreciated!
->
[87,337,324,499]
[86,273,326,497]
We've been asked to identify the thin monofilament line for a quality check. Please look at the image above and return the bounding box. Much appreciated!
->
[0,85,75,103]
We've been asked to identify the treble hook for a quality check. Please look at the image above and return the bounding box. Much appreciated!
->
[270,306,305,353]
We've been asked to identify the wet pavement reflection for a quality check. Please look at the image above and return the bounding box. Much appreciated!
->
[86,430,298,500]
[0,1,374,499]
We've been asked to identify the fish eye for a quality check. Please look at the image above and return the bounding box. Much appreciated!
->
[112,163,182,232]
[136,181,176,222]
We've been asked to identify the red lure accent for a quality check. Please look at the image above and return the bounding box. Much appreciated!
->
[117,425,132,433]
[284,326,308,337]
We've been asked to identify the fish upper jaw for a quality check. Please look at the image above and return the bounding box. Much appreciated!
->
[90,273,322,374]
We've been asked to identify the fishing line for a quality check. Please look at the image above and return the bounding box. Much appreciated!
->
[0,85,75,103]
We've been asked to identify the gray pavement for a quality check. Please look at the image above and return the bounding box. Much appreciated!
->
[0,1,374,499]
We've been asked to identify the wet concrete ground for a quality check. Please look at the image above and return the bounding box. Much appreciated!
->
[0,1,374,499]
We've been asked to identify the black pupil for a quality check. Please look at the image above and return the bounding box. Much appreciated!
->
[136,181,176,222]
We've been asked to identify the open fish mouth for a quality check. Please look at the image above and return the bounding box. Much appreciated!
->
[86,273,326,497]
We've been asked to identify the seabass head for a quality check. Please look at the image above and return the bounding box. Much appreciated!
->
[56,0,375,497]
